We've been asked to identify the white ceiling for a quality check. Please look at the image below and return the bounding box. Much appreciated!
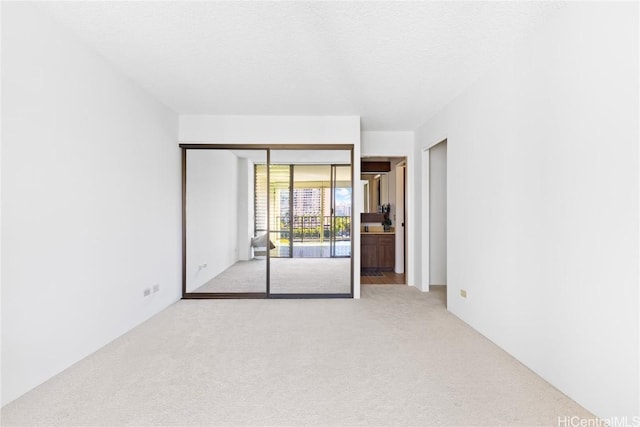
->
[41,1,562,131]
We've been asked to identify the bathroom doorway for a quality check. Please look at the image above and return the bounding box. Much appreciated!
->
[360,157,407,285]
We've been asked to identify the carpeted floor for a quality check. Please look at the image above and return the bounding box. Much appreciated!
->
[271,258,351,294]
[193,257,351,294]
[192,258,267,293]
[1,285,594,426]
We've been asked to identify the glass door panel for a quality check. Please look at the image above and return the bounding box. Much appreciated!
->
[331,165,352,258]
[269,149,352,295]
[292,165,331,258]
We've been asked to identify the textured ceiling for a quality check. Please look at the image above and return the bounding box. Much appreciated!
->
[41,1,562,131]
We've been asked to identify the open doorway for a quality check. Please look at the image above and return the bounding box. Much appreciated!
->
[360,157,407,285]
[428,140,447,293]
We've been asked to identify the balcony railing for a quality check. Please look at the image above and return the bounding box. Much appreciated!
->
[271,215,351,243]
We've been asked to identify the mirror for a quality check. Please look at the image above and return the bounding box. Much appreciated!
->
[360,173,389,213]
[185,149,267,294]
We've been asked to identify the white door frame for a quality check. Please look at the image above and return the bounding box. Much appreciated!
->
[360,132,415,291]
[360,154,413,287]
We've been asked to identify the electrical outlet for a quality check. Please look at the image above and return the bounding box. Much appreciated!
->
[143,288,151,297]
[153,283,160,293]
[460,289,467,298]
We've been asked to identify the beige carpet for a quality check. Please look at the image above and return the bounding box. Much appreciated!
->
[270,258,350,294]
[193,257,351,294]
[1,286,594,426]
[192,258,267,293]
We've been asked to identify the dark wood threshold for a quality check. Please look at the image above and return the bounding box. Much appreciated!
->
[360,271,406,285]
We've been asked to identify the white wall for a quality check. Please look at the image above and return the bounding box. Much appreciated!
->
[429,141,447,285]
[179,115,362,297]
[180,115,360,145]
[185,151,239,291]
[415,3,638,420]
[1,3,181,406]
[361,131,416,288]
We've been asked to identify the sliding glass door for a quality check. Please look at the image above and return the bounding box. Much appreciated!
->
[330,165,352,258]
[262,163,352,261]
[181,145,353,298]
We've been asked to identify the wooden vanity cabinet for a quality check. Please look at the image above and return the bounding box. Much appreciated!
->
[361,234,395,271]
